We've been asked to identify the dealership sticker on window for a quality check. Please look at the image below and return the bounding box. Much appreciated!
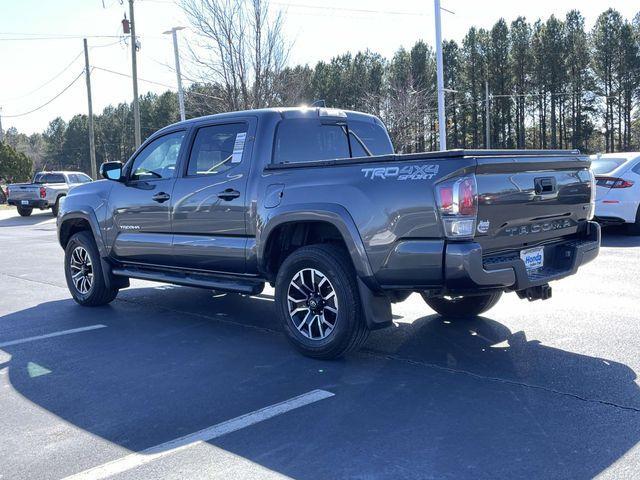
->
[231,132,246,163]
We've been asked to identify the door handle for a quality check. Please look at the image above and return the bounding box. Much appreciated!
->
[152,192,171,203]
[217,188,240,201]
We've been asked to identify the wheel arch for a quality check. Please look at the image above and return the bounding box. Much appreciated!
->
[58,210,105,256]
[257,204,376,288]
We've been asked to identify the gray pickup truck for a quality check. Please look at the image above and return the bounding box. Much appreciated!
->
[57,107,600,358]
[8,171,93,216]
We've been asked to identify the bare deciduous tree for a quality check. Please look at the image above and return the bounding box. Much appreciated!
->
[181,0,289,111]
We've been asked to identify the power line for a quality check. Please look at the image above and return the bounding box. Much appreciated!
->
[94,64,223,102]
[0,50,84,103]
[0,34,125,41]
[93,65,177,90]
[2,70,85,118]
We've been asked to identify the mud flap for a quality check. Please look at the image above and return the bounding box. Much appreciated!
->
[357,278,392,330]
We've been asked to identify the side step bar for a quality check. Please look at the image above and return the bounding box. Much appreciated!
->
[112,266,264,295]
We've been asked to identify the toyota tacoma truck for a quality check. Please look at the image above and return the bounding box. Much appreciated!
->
[8,171,93,216]
[57,107,600,359]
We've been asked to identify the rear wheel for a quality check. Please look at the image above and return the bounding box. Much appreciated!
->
[275,244,368,359]
[626,206,640,235]
[64,231,119,306]
[17,206,33,217]
[422,292,502,319]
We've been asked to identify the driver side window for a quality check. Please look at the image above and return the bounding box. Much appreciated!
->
[130,131,186,181]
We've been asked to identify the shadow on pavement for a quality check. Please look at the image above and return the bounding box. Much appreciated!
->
[1,286,639,478]
[600,226,640,247]
[0,210,55,227]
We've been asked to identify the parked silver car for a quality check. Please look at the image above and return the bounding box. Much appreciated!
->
[7,171,93,217]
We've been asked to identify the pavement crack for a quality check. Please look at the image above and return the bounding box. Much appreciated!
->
[360,349,640,414]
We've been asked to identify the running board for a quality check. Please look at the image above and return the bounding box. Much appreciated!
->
[111,267,264,295]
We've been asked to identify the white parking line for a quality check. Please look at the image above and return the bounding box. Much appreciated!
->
[63,389,335,480]
[0,324,107,348]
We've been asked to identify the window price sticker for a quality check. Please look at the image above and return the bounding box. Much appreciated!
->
[232,132,247,163]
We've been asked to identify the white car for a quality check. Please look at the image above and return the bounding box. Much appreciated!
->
[590,152,640,234]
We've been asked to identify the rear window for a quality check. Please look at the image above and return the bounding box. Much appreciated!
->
[273,118,393,164]
[33,173,66,184]
[590,158,627,175]
[274,119,350,164]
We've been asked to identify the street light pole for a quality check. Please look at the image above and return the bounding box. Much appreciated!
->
[434,0,446,151]
[164,27,186,122]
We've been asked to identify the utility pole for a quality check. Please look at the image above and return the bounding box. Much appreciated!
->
[434,0,446,151]
[0,107,4,143]
[129,0,141,147]
[164,27,186,122]
[83,39,98,180]
[485,81,491,149]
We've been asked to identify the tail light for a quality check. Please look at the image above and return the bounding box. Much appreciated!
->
[435,175,478,239]
[39,186,46,198]
[595,176,634,188]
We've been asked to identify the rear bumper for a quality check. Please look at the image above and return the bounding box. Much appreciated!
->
[8,199,49,208]
[444,221,600,292]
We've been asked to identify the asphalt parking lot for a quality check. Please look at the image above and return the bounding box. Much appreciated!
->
[0,208,639,479]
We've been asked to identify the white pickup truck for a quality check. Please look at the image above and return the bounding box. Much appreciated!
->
[7,171,93,217]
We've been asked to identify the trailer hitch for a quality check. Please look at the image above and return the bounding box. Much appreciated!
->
[516,284,552,301]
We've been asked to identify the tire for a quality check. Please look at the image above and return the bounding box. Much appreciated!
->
[51,196,63,217]
[626,206,640,235]
[64,231,119,306]
[275,244,369,359]
[17,206,33,217]
[421,292,502,319]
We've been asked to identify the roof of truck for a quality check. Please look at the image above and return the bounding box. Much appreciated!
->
[156,107,381,134]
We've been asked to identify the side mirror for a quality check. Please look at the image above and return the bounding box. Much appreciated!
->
[100,162,124,181]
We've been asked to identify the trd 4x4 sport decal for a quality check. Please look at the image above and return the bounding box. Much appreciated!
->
[361,164,439,181]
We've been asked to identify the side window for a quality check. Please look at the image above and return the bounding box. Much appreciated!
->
[273,119,350,164]
[78,174,92,183]
[632,162,640,175]
[67,174,79,183]
[187,123,248,176]
[130,131,185,181]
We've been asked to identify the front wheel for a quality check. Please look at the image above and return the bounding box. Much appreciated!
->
[422,292,502,319]
[275,244,369,359]
[64,231,119,306]
[17,206,33,217]
[51,196,63,216]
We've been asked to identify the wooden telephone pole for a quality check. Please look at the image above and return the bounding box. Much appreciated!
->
[129,0,141,148]
[83,39,98,180]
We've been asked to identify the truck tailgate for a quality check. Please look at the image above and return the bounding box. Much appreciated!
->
[9,185,41,201]
[474,154,593,253]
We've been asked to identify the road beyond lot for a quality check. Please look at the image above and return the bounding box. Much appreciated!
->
[0,209,639,479]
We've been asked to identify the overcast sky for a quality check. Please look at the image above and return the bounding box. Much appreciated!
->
[1,0,638,135]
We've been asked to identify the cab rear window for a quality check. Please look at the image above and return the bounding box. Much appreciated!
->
[34,173,66,184]
[273,118,393,164]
